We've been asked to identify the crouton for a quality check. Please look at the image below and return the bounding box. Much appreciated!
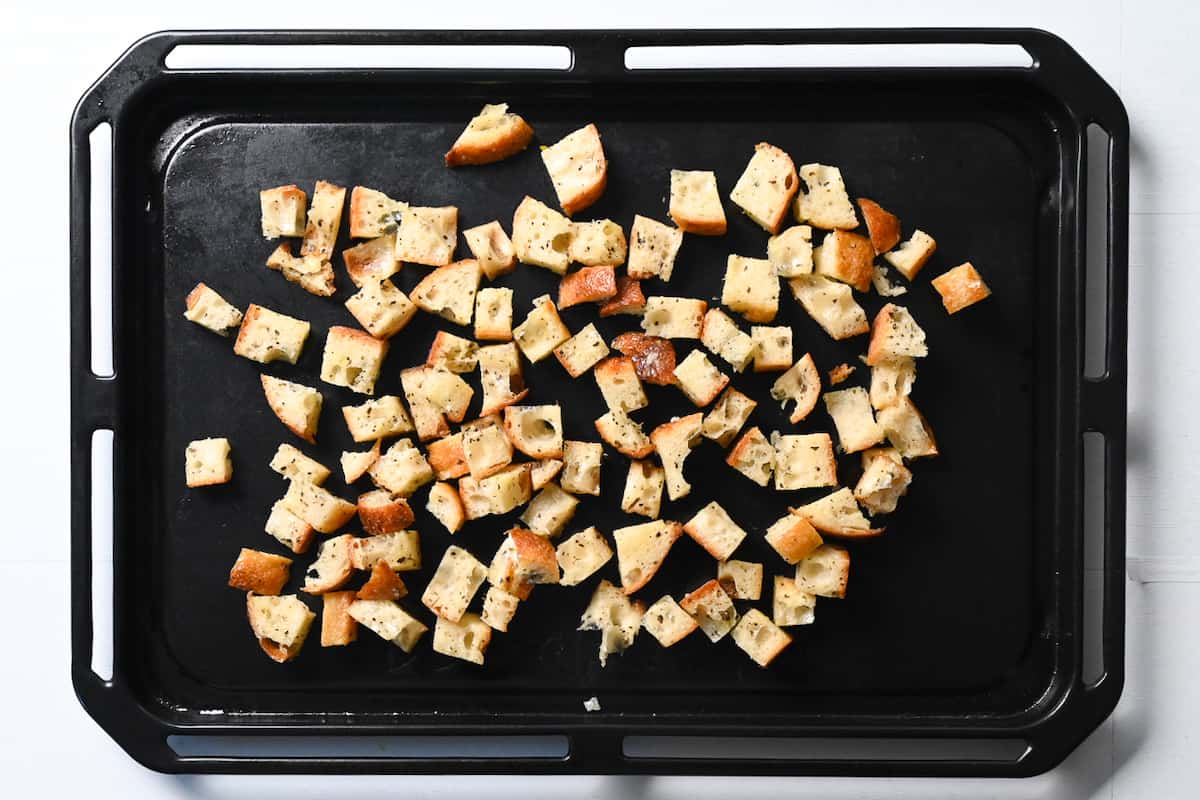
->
[824,387,885,453]
[185,437,232,488]
[511,196,573,274]
[433,613,492,665]
[788,274,870,340]
[463,220,518,280]
[561,441,603,496]
[621,460,666,518]
[700,308,756,372]
[495,528,560,588]
[347,599,428,653]
[458,464,532,520]
[872,264,909,297]
[513,294,571,362]
[747,326,790,373]
[555,323,610,377]
[300,180,346,261]
[730,608,792,667]
[701,386,757,448]
[642,595,700,647]
[474,287,514,341]
[281,479,358,533]
[356,490,414,535]
[559,265,618,309]
[445,103,534,166]
[556,527,614,586]
[348,186,406,239]
[593,356,648,413]
[319,326,388,395]
[773,576,816,627]
[399,366,450,441]
[770,353,820,423]
[578,579,644,666]
[520,483,579,538]
[269,443,330,485]
[791,487,881,538]
[672,350,729,407]
[730,142,798,233]
[857,198,901,254]
[345,278,417,339]
[772,432,837,490]
[641,296,707,339]
[611,332,677,385]
[265,241,336,297]
[260,184,307,238]
[669,170,726,235]
[596,408,654,459]
[395,205,458,267]
[459,417,512,480]
[340,441,380,483]
[541,123,607,215]
[794,164,857,230]
[228,548,292,595]
[426,433,468,480]
[884,230,937,280]
[717,559,763,600]
[427,481,466,534]
[261,375,322,444]
[650,413,703,500]
[876,397,939,458]
[481,586,520,632]
[421,366,475,424]
[767,225,814,278]
[679,580,738,642]
[410,259,482,327]
[866,304,928,365]
[627,215,684,281]
[342,235,398,288]
[765,514,824,564]
[932,262,992,314]
[356,562,408,603]
[854,451,913,515]
[477,343,528,416]
[721,255,779,323]
[726,426,775,487]
[426,331,479,374]
[234,304,310,365]
[568,219,626,266]
[320,590,359,647]
[869,357,916,410]
[794,544,850,598]
[264,501,315,554]
[184,283,243,335]
[368,439,433,497]
[348,530,422,572]
[814,230,874,293]
[529,458,564,490]
[422,545,487,622]
[247,594,315,662]
[342,396,414,443]
[684,501,747,561]
[828,363,855,385]
[302,534,355,594]
[503,405,563,459]
[599,275,647,317]
[614,520,682,594]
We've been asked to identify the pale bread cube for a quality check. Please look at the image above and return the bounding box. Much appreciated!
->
[426,331,479,373]
[474,287,514,341]
[503,404,563,459]
[345,278,416,339]
[487,528,558,599]
[426,481,466,534]
[340,442,380,484]
[395,205,458,266]
[426,432,467,480]
[265,242,336,297]
[669,170,726,235]
[260,184,307,238]
[722,255,778,323]
[185,437,232,488]
[541,123,607,216]
[593,356,648,413]
[650,413,703,501]
[866,304,928,366]
[730,142,798,233]
[854,451,913,515]
[877,397,939,459]
[512,196,572,274]
[281,479,357,534]
[641,296,707,339]
[300,180,346,261]
[614,520,682,595]
[726,426,774,487]
[684,501,747,561]
[568,219,626,266]
[410,259,482,327]
[627,215,684,281]
[445,103,534,167]
[641,595,700,647]
[554,323,610,378]
[477,343,528,416]
[234,304,310,364]
[770,352,821,423]
[422,545,487,622]
[347,599,428,653]
[794,544,850,598]
[884,230,937,280]
[700,308,756,372]
[184,283,243,335]
[751,325,792,372]
[679,580,738,642]
[765,514,824,564]
[556,527,613,586]
[595,408,654,459]
[481,586,520,632]
[767,225,813,278]
[302,533,355,595]
[578,579,644,666]
[348,186,405,239]
[791,487,881,538]
[672,350,729,407]
[773,576,816,627]
[247,594,315,662]
[621,460,665,518]
[357,490,415,536]
[432,613,493,665]
[794,164,857,230]
[269,443,330,485]
[342,235,398,287]
[513,294,571,362]
[462,417,513,479]
[368,439,434,497]
[701,387,757,448]
[813,230,874,293]
[561,441,603,496]
[261,375,322,443]
[458,464,532,520]
[319,327,388,396]
[342,396,413,443]
[264,501,315,555]
[869,357,916,410]
[463,220,518,280]
[824,387,885,454]
[420,365,476,424]
[529,458,564,491]
[400,366,450,441]
[716,559,763,600]
[772,432,837,490]
[872,264,909,297]
[932,262,992,314]
[731,609,793,667]
[788,275,869,340]
[349,530,422,571]
[520,483,579,538]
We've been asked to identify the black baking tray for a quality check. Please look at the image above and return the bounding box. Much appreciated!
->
[70,29,1128,776]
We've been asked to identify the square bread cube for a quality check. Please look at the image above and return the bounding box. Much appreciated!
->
[513,295,571,363]
[869,357,916,410]
[813,230,874,293]
[824,387,885,453]
[669,170,726,235]
[462,418,513,480]
[234,304,310,365]
[722,255,778,323]
[357,490,415,536]
[641,296,706,339]
[700,308,756,373]
[794,544,851,598]
[773,576,816,627]
[264,501,315,554]
[341,396,413,443]
[348,599,428,652]
[731,609,793,667]
[561,441,603,496]
[260,184,307,238]
[684,501,747,561]
[247,594,315,661]
[368,439,433,497]
[541,123,607,216]
[791,487,880,538]
[932,262,992,314]
[750,325,792,372]
[884,229,937,280]
[426,432,467,480]
[621,460,665,518]
[520,483,579,537]
[680,580,738,643]
[554,323,610,378]
[795,164,857,230]
[342,235,398,288]
[788,275,869,341]
[269,443,330,485]
[458,464,532,520]
[475,287,514,341]
[185,437,232,487]
[477,343,528,416]
[726,426,774,487]
[395,205,458,266]
[627,215,684,281]
[595,408,654,458]
[594,356,648,413]
[425,331,479,375]
[866,303,928,366]
[184,283,243,335]
[701,386,757,448]
[772,432,838,490]
[348,530,422,572]
[672,349,730,407]
[481,586,520,632]
[281,479,357,534]
[345,278,417,339]
[877,397,939,459]
[767,225,813,277]
[463,220,517,280]
[730,142,798,233]
[348,185,405,239]
[301,180,346,261]
[641,595,700,647]
[422,545,487,622]
[556,527,613,586]
[717,559,763,600]
[320,326,389,395]
[503,405,563,459]
[512,196,572,274]
[568,219,626,266]
[765,513,824,564]
[410,259,482,327]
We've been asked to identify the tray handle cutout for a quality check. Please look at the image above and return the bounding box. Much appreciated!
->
[88,123,113,378]
[167,735,568,760]
[622,736,1029,764]
[624,43,1033,70]
[164,43,571,71]
[89,430,114,681]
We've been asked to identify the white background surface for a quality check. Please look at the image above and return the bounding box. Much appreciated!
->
[1,0,1195,796]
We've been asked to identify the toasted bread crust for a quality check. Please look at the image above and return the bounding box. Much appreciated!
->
[931,262,992,314]
[320,590,359,647]
[599,276,647,317]
[445,104,535,167]
[356,562,408,602]
[558,265,618,309]
[611,332,677,386]
[356,491,415,535]
[856,198,901,254]
[228,549,292,595]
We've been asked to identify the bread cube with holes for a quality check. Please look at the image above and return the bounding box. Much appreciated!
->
[627,215,684,281]
[247,594,315,663]
[265,242,336,297]
[411,259,482,327]
[794,164,857,230]
[717,559,763,601]
[349,530,422,572]
[395,205,457,266]
[461,417,512,480]
[672,350,729,407]
[426,432,467,480]
[474,287,514,341]
[422,545,487,622]
[867,304,928,366]
[614,520,682,595]
[594,356,648,413]
[561,441,602,496]
[869,357,916,411]
[877,397,939,459]
[750,326,792,373]
[320,590,359,647]
[477,343,528,416]
[513,295,571,363]
[368,439,433,497]
[427,481,466,534]
[503,405,563,459]
[342,396,413,443]
[641,595,700,647]
[264,501,315,555]
[228,548,292,595]
[348,186,406,239]
[302,534,355,595]
[234,304,310,365]
[342,235,398,287]
[600,275,647,317]
[445,103,534,166]
[260,184,307,238]
[568,219,626,266]
[356,562,408,603]
[824,387,885,453]
[765,513,824,564]
[458,464,532,520]
[344,278,416,339]
[421,364,477,424]
[731,608,792,667]
[433,613,492,665]
[596,408,654,459]
[426,331,479,373]
[578,579,644,667]
[300,180,345,261]
[512,196,573,274]
[767,225,813,278]
[791,487,882,539]
[611,332,678,385]
[814,230,874,293]
[481,586,521,632]
[884,229,937,280]
[726,426,775,487]
[651,414,703,501]
[722,255,779,323]
[270,443,329,485]
[185,437,232,488]
[462,220,517,281]
[399,366,449,441]
[281,479,357,533]
[520,483,579,538]
[357,490,414,535]
[554,323,610,378]
[932,262,992,314]
[770,353,821,424]
[320,327,388,396]
[680,580,738,643]
[530,458,563,490]
[701,386,757,448]
[772,432,838,490]
[184,283,242,335]
[261,375,322,444]
[669,170,726,235]
[621,460,665,519]
[641,296,707,339]
[347,599,427,653]
[684,501,747,561]
[857,198,901,254]
[491,528,560,591]
[794,544,850,598]
[559,265,617,309]
[340,442,380,484]
[541,123,607,216]
[854,449,913,515]
[787,275,870,341]
[730,142,798,233]
[556,527,613,586]
[700,308,756,373]
[773,576,816,627]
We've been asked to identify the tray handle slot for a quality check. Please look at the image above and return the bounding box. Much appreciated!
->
[623,43,1033,70]
[166,735,568,759]
[622,736,1029,764]
[88,122,114,378]
[89,430,115,682]
[163,43,572,71]
[1084,123,1113,379]
[1082,431,1107,686]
